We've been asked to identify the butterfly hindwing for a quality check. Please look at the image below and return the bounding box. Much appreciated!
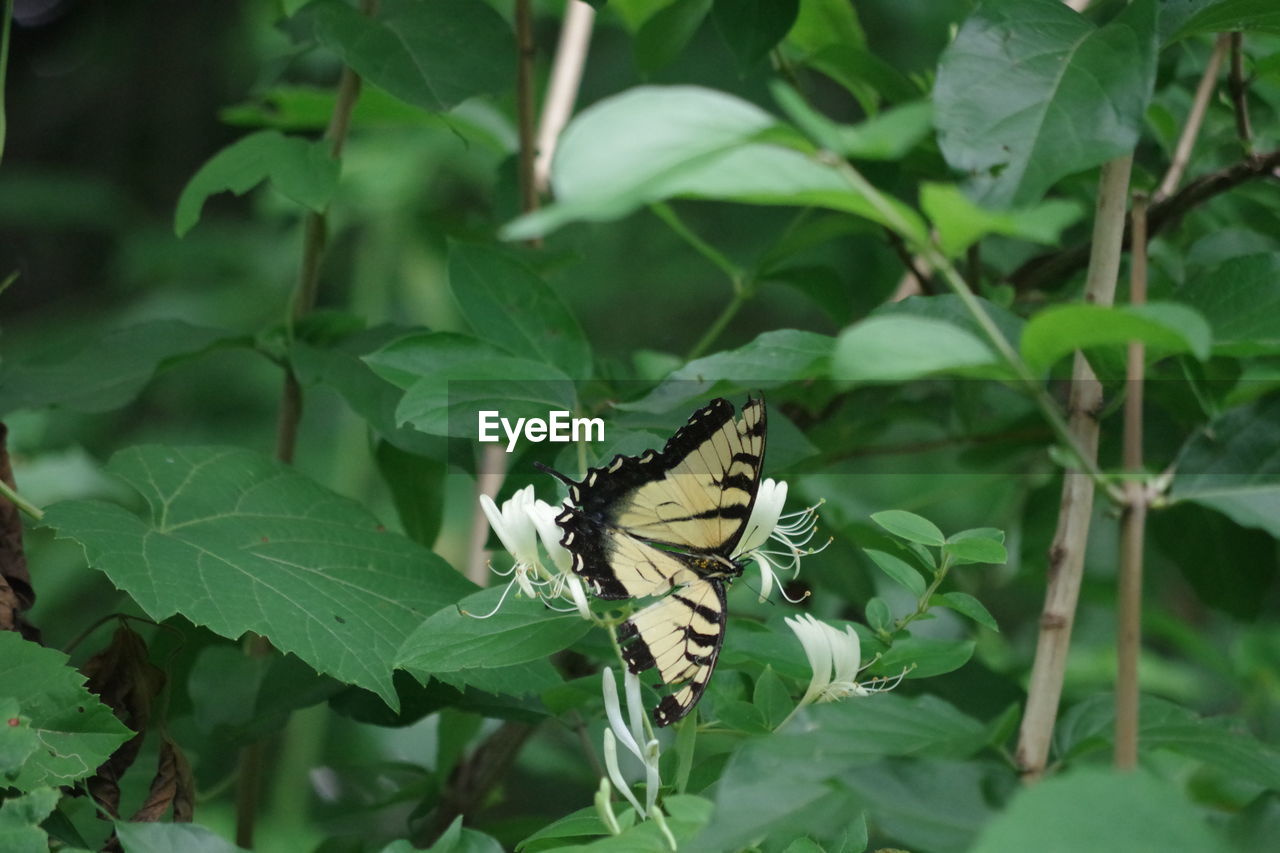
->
[543,396,767,725]
[616,576,728,726]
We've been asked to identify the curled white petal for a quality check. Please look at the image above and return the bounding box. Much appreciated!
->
[735,478,787,557]
[531,497,574,574]
[602,727,645,817]
[602,667,643,762]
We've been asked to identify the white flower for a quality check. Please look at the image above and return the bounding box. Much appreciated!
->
[473,487,591,619]
[600,667,661,819]
[784,614,904,712]
[733,479,827,603]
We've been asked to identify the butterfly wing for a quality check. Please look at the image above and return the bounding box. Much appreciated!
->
[616,576,727,726]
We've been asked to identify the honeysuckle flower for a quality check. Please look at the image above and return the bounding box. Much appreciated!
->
[601,667,661,819]
[784,614,905,711]
[734,479,827,603]
[473,487,592,619]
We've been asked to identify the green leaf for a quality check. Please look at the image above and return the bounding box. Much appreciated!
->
[753,667,794,729]
[799,44,919,112]
[696,696,985,850]
[871,510,945,547]
[0,788,60,853]
[921,182,1084,258]
[636,0,712,74]
[1151,503,1278,618]
[873,636,975,679]
[174,130,338,236]
[0,698,40,779]
[863,597,891,633]
[1178,253,1280,356]
[935,0,1157,207]
[1020,302,1213,375]
[299,0,513,113]
[833,316,1004,383]
[1172,396,1280,539]
[772,83,932,161]
[375,441,445,547]
[863,549,927,598]
[364,331,577,438]
[938,592,999,632]
[0,633,131,791]
[502,86,925,242]
[942,536,1008,565]
[43,446,475,708]
[397,587,592,677]
[1171,0,1280,40]
[116,823,249,853]
[712,0,800,72]
[448,243,592,378]
[786,0,865,56]
[517,806,618,851]
[0,320,241,416]
[291,324,445,456]
[624,329,833,412]
[420,815,505,853]
[971,766,1229,852]
[781,839,824,853]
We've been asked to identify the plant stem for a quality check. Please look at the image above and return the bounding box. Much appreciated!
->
[535,0,595,192]
[1228,33,1253,153]
[688,291,747,361]
[1015,155,1133,782]
[1154,34,1228,203]
[239,4,378,846]
[0,0,12,164]
[0,478,41,522]
[515,0,540,225]
[1115,195,1149,770]
[651,202,742,284]
[826,155,1121,502]
[892,554,953,636]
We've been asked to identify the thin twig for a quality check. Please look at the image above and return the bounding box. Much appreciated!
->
[1228,33,1253,153]
[516,0,540,221]
[535,0,595,193]
[1015,155,1134,783]
[1115,194,1149,771]
[1010,148,1280,291]
[239,3,378,846]
[885,230,934,296]
[1154,34,1229,203]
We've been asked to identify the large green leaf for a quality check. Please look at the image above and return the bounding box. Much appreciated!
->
[298,0,512,113]
[0,698,39,779]
[1171,396,1280,539]
[1178,253,1280,356]
[0,632,132,791]
[397,587,592,678]
[364,332,577,439]
[624,329,834,412]
[696,696,986,851]
[502,86,924,241]
[935,0,1157,207]
[0,788,60,853]
[1171,0,1280,39]
[448,243,592,378]
[970,766,1229,852]
[1020,302,1212,375]
[43,446,476,707]
[833,315,1004,382]
[0,320,241,416]
[174,130,339,236]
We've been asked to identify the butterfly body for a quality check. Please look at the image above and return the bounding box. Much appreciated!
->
[537,397,766,725]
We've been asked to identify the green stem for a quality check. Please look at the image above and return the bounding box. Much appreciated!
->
[0,0,11,164]
[687,290,747,361]
[823,155,1124,505]
[650,202,741,283]
[892,554,953,637]
[0,478,41,521]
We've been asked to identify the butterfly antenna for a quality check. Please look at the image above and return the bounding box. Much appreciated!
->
[533,460,577,488]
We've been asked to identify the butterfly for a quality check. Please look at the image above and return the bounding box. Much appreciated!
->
[536,397,766,725]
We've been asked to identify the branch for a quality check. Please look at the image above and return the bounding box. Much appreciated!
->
[1228,33,1253,153]
[1015,155,1134,783]
[1154,34,1228,203]
[241,3,378,845]
[413,721,536,846]
[535,0,595,193]
[1115,195,1150,771]
[1009,149,1280,292]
